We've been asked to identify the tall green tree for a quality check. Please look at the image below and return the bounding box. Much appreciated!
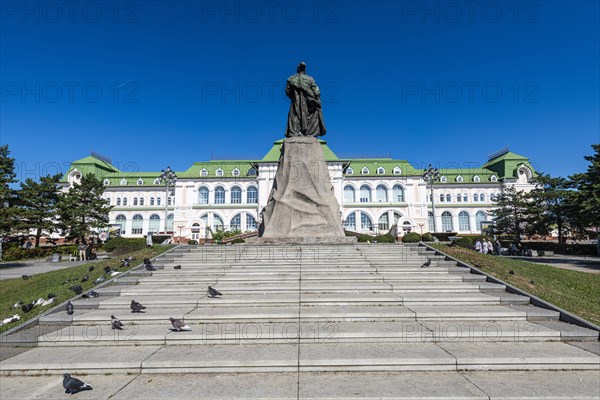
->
[569,144,600,231]
[0,144,17,235]
[16,174,62,247]
[57,173,112,241]
[528,174,575,243]
[491,185,533,241]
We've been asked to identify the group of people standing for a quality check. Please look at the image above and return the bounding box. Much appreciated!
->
[475,238,502,255]
[76,238,96,261]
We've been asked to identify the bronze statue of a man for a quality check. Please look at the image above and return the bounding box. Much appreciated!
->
[285,62,327,137]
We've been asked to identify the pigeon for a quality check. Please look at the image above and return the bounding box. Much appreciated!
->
[41,298,54,307]
[143,258,151,264]
[121,260,130,267]
[0,314,20,326]
[529,280,535,285]
[130,300,146,313]
[174,265,181,270]
[420,259,432,268]
[509,270,515,275]
[66,301,74,315]
[145,263,156,271]
[111,315,124,330]
[93,276,105,284]
[80,275,89,282]
[88,266,95,272]
[21,303,33,313]
[125,255,133,262]
[63,373,93,394]
[169,317,191,332]
[69,285,83,295]
[13,301,23,309]
[81,290,99,299]
[207,286,222,298]
[47,293,56,299]
[21,275,31,280]
[104,266,112,274]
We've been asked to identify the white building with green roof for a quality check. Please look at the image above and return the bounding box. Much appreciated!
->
[61,142,537,241]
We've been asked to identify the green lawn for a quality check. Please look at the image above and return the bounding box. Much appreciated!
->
[0,245,174,334]
[430,244,600,326]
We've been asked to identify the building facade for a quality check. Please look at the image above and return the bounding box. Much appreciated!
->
[61,140,537,241]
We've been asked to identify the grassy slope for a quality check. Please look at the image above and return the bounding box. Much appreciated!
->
[0,245,174,334]
[431,244,600,326]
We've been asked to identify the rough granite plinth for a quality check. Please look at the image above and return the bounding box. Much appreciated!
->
[259,136,346,241]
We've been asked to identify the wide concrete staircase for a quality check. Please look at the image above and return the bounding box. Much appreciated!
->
[1,243,599,399]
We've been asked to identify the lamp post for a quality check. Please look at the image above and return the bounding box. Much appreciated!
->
[177,225,184,243]
[159,166,177,235]
[423,164,440,233]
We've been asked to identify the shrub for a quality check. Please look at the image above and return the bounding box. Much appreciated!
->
[402,232,421,243]
[231,238,246,244]
[188,240,198,245]
[357,234,375,242]
[374,234,395,243]
[421,232,435,242]
[431,232,458,241]
[103,237,146,253]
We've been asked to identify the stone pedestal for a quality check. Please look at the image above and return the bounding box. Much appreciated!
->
[259,137,350,243]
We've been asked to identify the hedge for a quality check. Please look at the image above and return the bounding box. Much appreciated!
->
[500,241,598,256]
[421,233,435,242]
[103,237,146,253]
[402,232,421,243]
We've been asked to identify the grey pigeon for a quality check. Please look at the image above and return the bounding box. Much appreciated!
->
[104,266,112,274]
[66,301,74,315]
[207,286,222,298]
[21,303,33,313]
[80,275,89,282]
[130,300,146,313]
[174,265,181,270]
[121,259,130,267]
[69,285,83,295]
[88,266,95,272]
[94,276,105,284]
[21,275,31,280]
[421,259,432,268]
[145,263,156,271]
[63,373,92,394]
[169,317,191,332]
[111,315,124,330]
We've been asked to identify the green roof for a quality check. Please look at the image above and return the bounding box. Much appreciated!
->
[483,150,536,179]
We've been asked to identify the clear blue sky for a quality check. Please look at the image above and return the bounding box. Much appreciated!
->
[1,0,598,182]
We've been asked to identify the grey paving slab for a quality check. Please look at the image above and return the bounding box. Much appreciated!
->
[97,296,200,307]
[535,320,600,341]
[299,342,456,371]
[299,371,488,399]
[141,344,298,373]
[399,293,501,305]
[37,324,173,346]
[438,341,600,370]
[422,321,561,342]
[111,373,298,399]
[507,305,560,320]
[0,374,138,400]
[568,341,600,356]
[408,305,527,321]
[463,370,600,399]
[70,307,195,323]
[0,345,161,375]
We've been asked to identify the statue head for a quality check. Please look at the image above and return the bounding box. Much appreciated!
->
[297,62,306,73]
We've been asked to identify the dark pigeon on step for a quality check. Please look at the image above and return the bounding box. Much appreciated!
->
[63,373,92,394]
[420,259,432,268]
[169,317,191,332]
[207,286,222,298]
[130,300,146,313]
[111,315,124,330]
[66,301,74,315]
[174,265,181,270]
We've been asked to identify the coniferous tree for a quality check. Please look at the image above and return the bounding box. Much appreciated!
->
[16,174,62,247]
[569,144,600,231]
[0,145,17,235]
[491,185,533,241]
[57,173,112,241]
[528,174,575,243]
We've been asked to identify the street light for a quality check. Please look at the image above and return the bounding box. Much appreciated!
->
[159,166,177,235]
[423,164,440,233]
[177,225,184,243]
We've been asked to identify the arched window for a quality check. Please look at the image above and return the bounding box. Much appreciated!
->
[148,214,160,234]
[198,186,209,204]
[215,168,223,177]
[473,175,481,183]
[215,186,225,204]
[116,198,121,206]
[200,168,208,177]
[480,193,486,202]
[116,214,126,235]
[360,212,372,231]
[361,167,369,175]
[393,166,401,175]
[137,178,144,185]
[123,197,128,206]
[446,194,451,202]
[439,194,445,202]
[232,168,240,177]
[475,211,486,231]
[376,185,388,203]
[153,178,161,185]
[133,197,138,206]
[213,214,223,231]
[456,176,463,183]
[458,211,470,231]
[402,220,412,233]
[378,213,389,231]
[377,167,385,175]
[456,194,462,202]
[491,175,498,182]
[132,214,143,235]
[473,193,479,202]
[247,168,257,176]
[440,176,447,183]
[167,213,174,233]
[230,214,241,230]
[428,211,434,232]
[156,197,161,206]
[392,184,404,202]
[120,178,128,185]
[191,223,201,240]
[247,186,258,204]
[463,193,468,202]
[441,211,453,232]
[343,213,356,231]
[346,167,354,175]
[139,197,145,206]
[150,197,154,206]
[359,185,371,203]
[231,186,242,204]
[343,185,355,203]
[246,214,257,231]
[103,179,110,186]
